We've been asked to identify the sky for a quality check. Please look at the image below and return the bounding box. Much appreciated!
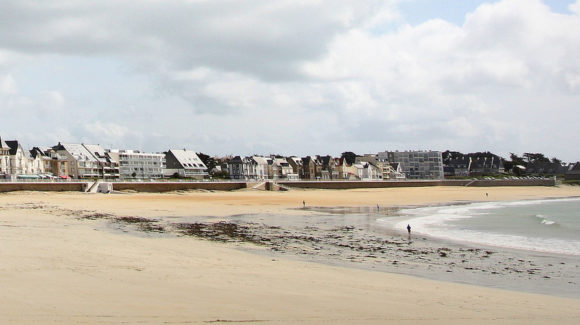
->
[1,0,579,161]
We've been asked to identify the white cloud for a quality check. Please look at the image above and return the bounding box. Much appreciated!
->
[43,90,65,108]
[572,0,580,15]
[0,74,17,95]
[0,0,579,161]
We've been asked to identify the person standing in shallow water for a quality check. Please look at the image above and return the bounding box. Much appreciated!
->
[407,224,411,235]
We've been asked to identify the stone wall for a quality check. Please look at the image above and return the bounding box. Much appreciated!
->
[0,178,555,193]
[0,182,87,193]
[112,182,248,192]
[443,179,556,187]
[277,179,556,189]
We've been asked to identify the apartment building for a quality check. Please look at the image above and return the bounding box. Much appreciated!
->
[378,150,444,179]
[53,143,120,179]
[108,149,165,179]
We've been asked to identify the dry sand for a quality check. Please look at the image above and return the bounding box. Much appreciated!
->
[1,186,580,324]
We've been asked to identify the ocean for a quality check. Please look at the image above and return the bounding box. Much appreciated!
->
[384,198,580,256]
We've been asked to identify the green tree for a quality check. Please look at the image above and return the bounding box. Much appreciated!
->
[341,152,357,165]
[197,152,216,175]
[523,153,549,164]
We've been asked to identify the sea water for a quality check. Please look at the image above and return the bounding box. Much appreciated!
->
[384,198,580,256]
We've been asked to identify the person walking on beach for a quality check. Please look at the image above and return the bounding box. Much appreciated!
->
[407,224,411,235]
[303,200,306,208]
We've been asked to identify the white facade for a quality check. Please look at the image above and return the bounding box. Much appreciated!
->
[248,156,269,179]
[0,139,11,178]
[108,149,165,179]
[27,151,46,175]
[6,141,32,178]
[353,162,381,180]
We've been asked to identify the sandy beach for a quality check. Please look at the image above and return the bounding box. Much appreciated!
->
[1,186,580,324]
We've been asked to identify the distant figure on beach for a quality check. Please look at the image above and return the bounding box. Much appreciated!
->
[303,200,306,208]
[407,224,411,235]
[377,204,380,211]
[486,192,488,197]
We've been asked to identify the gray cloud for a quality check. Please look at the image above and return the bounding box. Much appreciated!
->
[0,0,390,80]
[1,0,580,161]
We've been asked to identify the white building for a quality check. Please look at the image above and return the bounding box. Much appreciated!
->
[5,140,33,179]
[249,156,269,179]
[108,149,165,179]
[0,139,11,178]
[352,161,382,180]
[28,148,48,175]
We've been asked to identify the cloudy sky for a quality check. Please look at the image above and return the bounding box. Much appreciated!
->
[1,0,579,161]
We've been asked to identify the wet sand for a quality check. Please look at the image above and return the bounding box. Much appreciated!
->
[90,203,580,298]
[1,186,580,324]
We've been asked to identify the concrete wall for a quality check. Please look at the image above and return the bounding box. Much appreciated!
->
[443,179,556,187]
[277,178,556,189]
[0,182,87,193]
[112,182,248,192]
[565,173,580,181]
[0,178,555,193]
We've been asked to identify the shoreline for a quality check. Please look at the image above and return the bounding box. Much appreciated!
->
[1,186,580,324]
[173,201,580,299]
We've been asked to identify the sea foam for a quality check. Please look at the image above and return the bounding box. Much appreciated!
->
[387,199,580,256]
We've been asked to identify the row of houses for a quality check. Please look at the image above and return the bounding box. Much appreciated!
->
[226,151,442,181]
[0,137,207,180]
[443,155,505,177]
[1,136,446,181]
[11,135,573,181]
[442,151,580,178]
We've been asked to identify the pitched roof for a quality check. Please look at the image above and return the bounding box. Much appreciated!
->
[5,140,21,155]
[301,156,313,164]
[83,144,116,163]
[273,158,289,166]
[317,155,334,165]
[470,156,502,169]
[446,157,471,167]
[29,147,46,159]
[55,143,97,162]
[287,156,302,165]
[0,137,9,150]
[567,162,580,174]
[526,161,568,175]
[251,156,269,165]
[168,149,207,169]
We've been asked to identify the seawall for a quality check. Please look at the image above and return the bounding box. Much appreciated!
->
[111,182,248,192]
[277,179,556,189]
[0,182,87,193]
[0,178,555,193]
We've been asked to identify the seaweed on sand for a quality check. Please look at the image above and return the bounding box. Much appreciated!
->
[114,216,165,233]
[173,221,264,245]
[80,213,115,220]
